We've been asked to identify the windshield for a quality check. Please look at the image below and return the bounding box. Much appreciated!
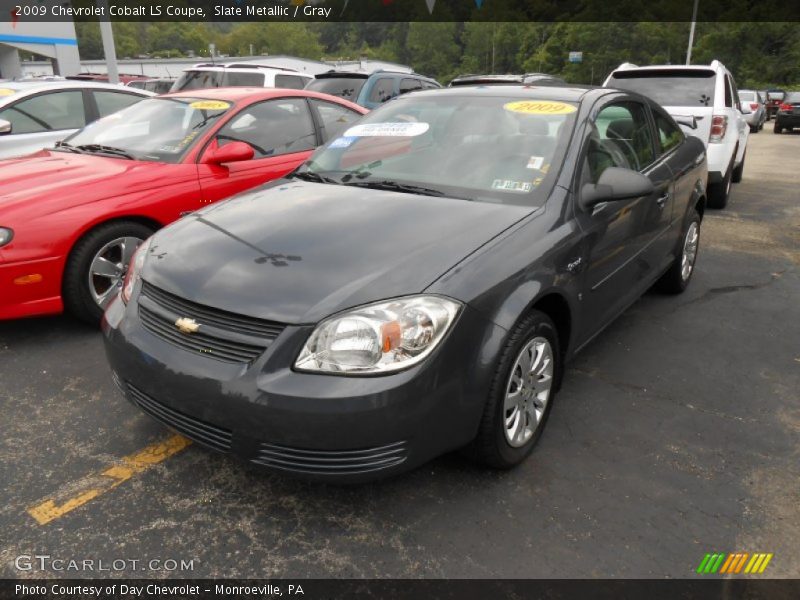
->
[739,91,756,102]
[306,77,366,102]
[172,70,264,91]
[296,94,577,206]
[609,70,716,107]
[62,97,232,162]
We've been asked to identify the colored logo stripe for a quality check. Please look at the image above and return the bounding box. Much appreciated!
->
[698,553,773,574]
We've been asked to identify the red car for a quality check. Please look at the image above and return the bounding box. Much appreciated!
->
[0,88,366,323]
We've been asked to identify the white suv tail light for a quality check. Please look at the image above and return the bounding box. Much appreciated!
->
[709,115,728,143]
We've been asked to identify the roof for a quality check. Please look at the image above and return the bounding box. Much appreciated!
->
[611,61,722,74]
[184,64,313,78]
[0,80,155,102]
[315,70,437,82]
[162,87,368,112]
[408,84,596,103]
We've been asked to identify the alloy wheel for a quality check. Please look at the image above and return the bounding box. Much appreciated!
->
[681,222,699,282]
[87,236,144,309]
[503,336,554,448]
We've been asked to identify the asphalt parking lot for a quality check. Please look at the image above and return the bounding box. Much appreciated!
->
[1,121,798,580]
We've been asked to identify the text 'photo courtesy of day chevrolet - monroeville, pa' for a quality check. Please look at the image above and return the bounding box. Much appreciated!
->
[0,0,799,599]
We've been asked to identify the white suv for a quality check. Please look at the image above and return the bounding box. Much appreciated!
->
[171,63,313,93]
[604,61,749,209]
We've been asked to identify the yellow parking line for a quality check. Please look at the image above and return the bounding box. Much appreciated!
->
[27,434,191,525]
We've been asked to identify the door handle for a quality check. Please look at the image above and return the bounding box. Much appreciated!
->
[656,193,669,208]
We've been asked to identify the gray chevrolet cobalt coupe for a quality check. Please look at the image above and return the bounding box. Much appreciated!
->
[103,86,708,482]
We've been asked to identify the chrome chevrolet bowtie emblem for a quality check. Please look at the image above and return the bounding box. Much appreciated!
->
[175,317,200,334]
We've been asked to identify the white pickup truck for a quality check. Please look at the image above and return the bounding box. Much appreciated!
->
[604,61,750,209]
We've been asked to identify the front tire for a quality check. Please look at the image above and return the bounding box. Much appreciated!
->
[656,208,701,294]
[63,221,155,325]
[469,311,560,469]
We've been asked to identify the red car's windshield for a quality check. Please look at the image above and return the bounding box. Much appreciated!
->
[61,97,232,163]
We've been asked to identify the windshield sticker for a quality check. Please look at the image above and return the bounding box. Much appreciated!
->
[526,156,545,170]
[329,136,357,149]
[504,101,577,115]
[177,131,200,148]
[533,177,544,187]
[189,100,231,111]
[0,88,16,97]
[492,179,532,193]
[344,122,430,138]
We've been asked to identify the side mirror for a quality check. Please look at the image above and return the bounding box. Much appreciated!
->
[580,167,654,210]
[203,141,254,165]
[674,115,698,130]
[0,119,11,135]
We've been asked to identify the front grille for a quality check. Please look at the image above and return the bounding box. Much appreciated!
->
[141,280,285,339]
[126,383,232,452]
[252,441,408,475]
[139,305,266,364]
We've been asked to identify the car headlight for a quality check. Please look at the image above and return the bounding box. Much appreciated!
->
[0,227,13,248]
[121,237,151,304]
[295,295,461,375]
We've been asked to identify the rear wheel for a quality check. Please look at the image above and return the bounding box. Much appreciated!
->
[707,162,733,209]
[63,221,155,325]
[732,150,745,183]
[469,311,560,469]
[656,208,701,294]
[774,124,782,134]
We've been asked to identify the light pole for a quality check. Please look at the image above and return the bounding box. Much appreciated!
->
[686,0,699,65]
[96,0,119,83]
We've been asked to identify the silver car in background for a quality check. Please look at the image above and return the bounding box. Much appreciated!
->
[0,81,153,159]
[738,89,766,132]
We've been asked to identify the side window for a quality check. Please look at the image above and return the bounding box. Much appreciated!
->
[226,72,265,87]
[93,91,143,118]
[275,75,307,90]
[310,99,362,141]
[724,76,733,108]
[729,76,741,111]
[593,101,655,172]
[0,91,85,134]
[216,97,316,158]
[653,110,684,155]
[399,78,423,96]
[422,80,439,90]
[368,78,395,104]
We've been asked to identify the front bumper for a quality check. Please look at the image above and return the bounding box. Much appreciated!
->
[0,255,64,320]
[102,292,505,483]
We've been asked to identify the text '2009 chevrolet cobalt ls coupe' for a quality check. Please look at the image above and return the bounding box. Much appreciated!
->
[103,86,708,482]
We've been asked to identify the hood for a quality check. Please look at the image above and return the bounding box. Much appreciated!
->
[0,151,193,216]
[143,181,534,324]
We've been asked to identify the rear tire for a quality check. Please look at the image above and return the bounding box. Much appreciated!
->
[731,150,745,183]
[468,310,560,469]
[707,162,733,209]
[774,125,782,134]
[63,220,155,325]
[656,208,701,294]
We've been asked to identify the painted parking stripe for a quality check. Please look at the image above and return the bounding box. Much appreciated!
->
[27,434,191,525]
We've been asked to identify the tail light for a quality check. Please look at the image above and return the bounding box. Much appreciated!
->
[709,115,728,143]
[749,103,759,111]
[779,103,792,112]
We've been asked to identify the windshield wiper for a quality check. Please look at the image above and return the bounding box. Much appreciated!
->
[74,144,136,160]
[53,141,86,154]
[290,170,341,185]
[343,180,445,197]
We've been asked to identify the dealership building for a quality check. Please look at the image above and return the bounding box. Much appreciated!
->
[0,21,80,79]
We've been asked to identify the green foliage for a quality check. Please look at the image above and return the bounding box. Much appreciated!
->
[73,22,800,88]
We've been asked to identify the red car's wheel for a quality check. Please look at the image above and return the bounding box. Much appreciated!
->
[63,221,155,325]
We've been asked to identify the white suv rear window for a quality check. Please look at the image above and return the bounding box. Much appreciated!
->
[608,69,716,107]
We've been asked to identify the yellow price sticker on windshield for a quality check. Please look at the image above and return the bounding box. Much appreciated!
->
[0,88,16,97]
[504,100,577,115]
[189,100,230,111]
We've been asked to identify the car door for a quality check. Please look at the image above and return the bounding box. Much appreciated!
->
[0,89,88,159]
[197,97,319,204]
[573,99,672,340]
